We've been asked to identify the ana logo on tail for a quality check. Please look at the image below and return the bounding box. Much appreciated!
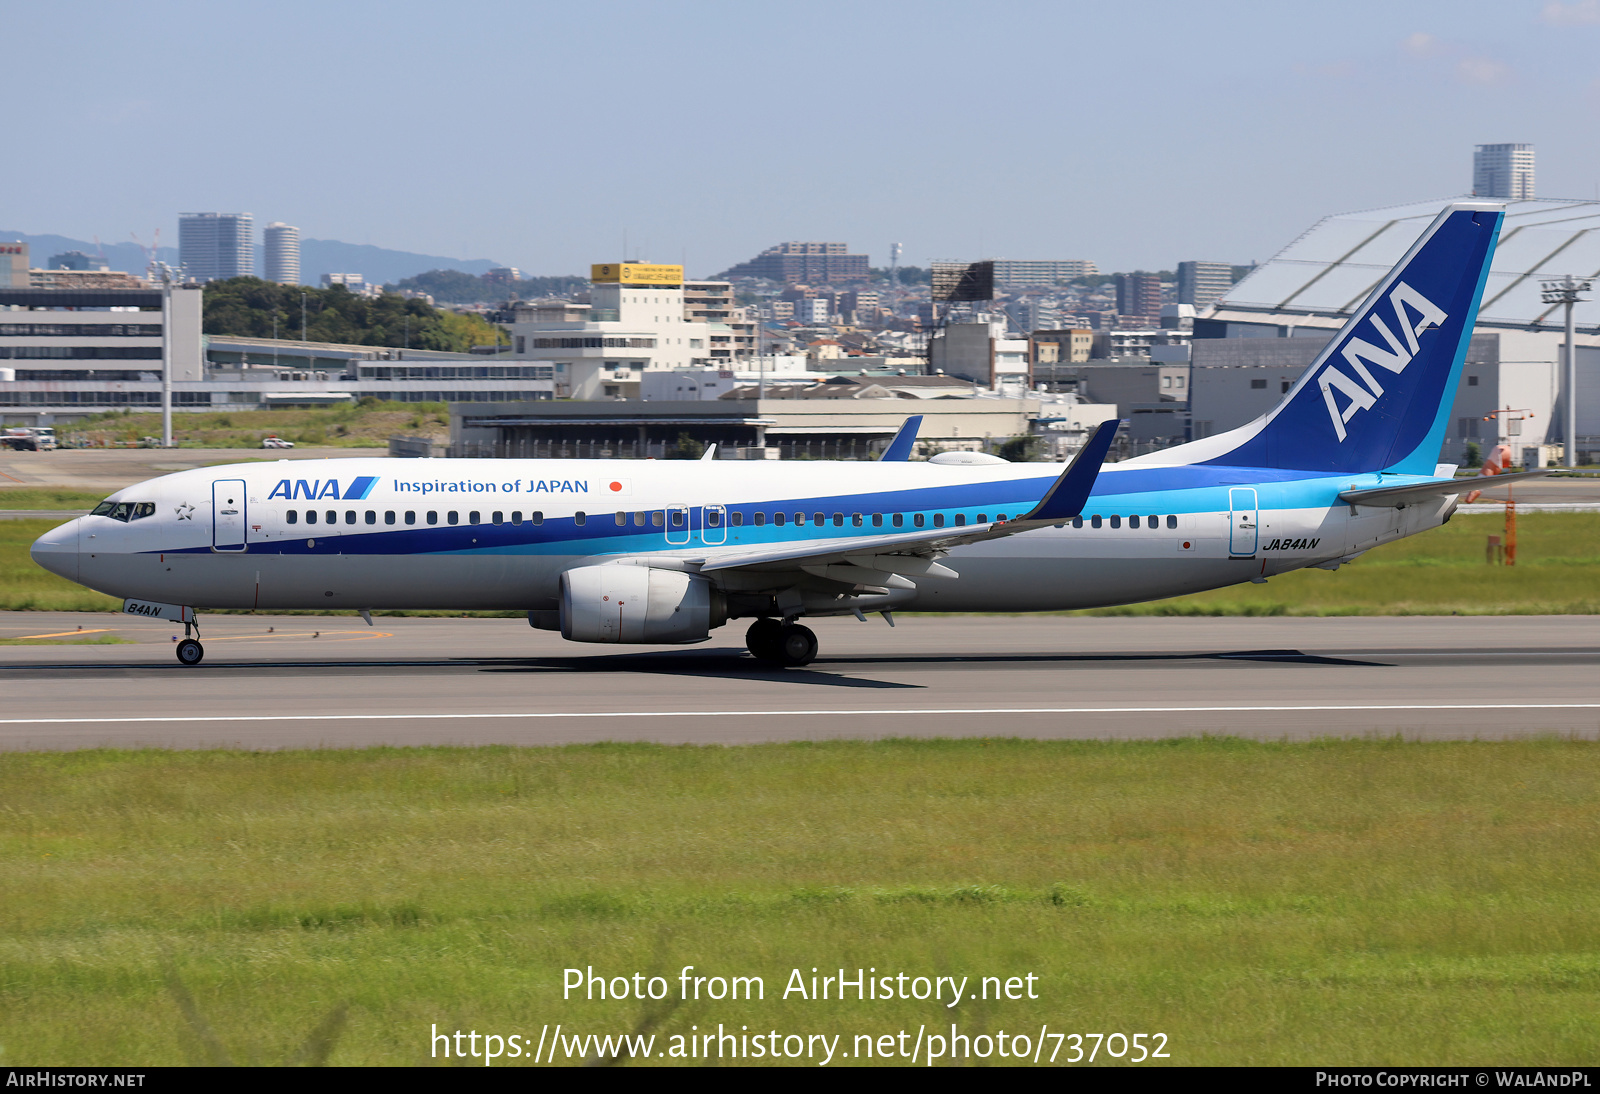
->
[1318,282,1448,441]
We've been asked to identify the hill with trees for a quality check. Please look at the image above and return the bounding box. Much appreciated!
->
[387,269,589,304]
[201,278,506,352]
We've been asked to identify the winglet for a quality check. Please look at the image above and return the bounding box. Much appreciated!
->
[879,415,924,461]
[1012,420,1119,523]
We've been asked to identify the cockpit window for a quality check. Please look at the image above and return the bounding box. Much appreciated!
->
[91,501,117,517]
[108,502,133,522]
[131,503,156,521]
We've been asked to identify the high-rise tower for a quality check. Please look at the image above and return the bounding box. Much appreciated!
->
[263,222,300,284]
[178,212,254,282]
[1473,144,1535,200]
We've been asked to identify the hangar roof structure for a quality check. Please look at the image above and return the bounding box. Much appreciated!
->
[1216,197,1600,334]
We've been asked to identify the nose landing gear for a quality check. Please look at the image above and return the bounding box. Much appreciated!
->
[745,618,817,667]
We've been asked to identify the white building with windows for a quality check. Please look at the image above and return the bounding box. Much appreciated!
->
[505,263,714,399]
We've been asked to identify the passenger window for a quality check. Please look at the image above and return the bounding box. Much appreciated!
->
[634,512,646,526]
[813,512,824,526]
[287,510,298,525]
[774,512,786,527]
[893,513,903,527]
[384,511,396,525]
[934,513,946,528]
[914,513,925,528]
[493,511,504,525]
[1110,515,1121,528]
[306,510,318,525]
[469,511,480,525]
[326,510,336,524]
[1130,515,1141,529]
[832,513,843,527]
[345,510,356,525]
[1091,515,1102,528]
[977,513,987,524]
[1072,516,1083,528]
[871,513,882,527]
[794,513,805,526]
[615,511,627,526]
[532,511,544,525]
[650,511,662,527]
[512,511,522,525]
[365,511,376,525]
[427,511,438,525]
[1147,515,1157,528]
[708,510,722,527]
[405,511,416,525]
[447,511,459,525]
[954,514,966,526]
[852,513,863,527]
[670,510,684,528]
[996,513,1007,522]
[1166,515,1177,529]
[754,512,766,526]
[731,511,744,527]
[575,511,586,526]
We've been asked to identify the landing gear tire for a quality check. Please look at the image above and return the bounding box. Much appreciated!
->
[176,639,204,666]
[776,623,817,667]
[746,618,783,662]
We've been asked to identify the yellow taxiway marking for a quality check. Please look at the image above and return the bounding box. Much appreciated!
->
[205,630,394,642]
[12,629,113,639]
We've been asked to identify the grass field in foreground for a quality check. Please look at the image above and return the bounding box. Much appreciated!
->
[0,740,1595,1066]
[4,511,1600,615]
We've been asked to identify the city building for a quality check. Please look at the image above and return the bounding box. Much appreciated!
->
[718,241,870,284]
[989,259,1098,288]
[178,212,254,282]
[1,242,28,288]
[1176,261,1232,308]
[0,275,550,426]
[928,319,1030,389]
[263,223,301,285]
[504,262,713,399]
[1115,273,1162,321]
[48,250,102,272]
[683,280,755,360]
[1473,143,1535,200]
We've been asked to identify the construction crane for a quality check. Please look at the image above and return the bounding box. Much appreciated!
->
[130,229,161,283]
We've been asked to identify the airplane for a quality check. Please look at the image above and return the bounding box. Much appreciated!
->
[32,201,1544,668]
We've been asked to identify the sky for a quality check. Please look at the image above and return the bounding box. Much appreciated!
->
[9,0,1600,278]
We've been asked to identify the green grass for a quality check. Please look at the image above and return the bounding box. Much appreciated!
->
[0,488,106,511]
[0,634,132,646]
[64,402,449,449]
[0,739,1596,1065]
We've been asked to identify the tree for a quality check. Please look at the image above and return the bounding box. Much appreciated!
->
[201,278,505,352]
[997,435,1044,462]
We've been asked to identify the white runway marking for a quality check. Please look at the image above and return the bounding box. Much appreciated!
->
[4,703,1600,726]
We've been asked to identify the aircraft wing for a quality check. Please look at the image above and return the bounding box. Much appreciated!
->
[1340,470,1553,508]
[696,420,1119,580]
[878,415,924,461]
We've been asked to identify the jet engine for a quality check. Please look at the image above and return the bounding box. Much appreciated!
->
[559,564,725,644]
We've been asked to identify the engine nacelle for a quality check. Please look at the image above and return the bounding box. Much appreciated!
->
[560,564,724,644]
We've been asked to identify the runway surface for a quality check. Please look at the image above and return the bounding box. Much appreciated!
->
[3,611,1598,750]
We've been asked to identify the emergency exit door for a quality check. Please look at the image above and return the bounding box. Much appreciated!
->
[1228,487,1259,557]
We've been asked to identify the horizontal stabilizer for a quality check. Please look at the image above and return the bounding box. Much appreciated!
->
[1340,470,1553,508]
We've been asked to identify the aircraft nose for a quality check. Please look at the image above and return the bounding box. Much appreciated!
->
[30,517,79,583]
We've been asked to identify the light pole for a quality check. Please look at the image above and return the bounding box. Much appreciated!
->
[1541,275,1593,469]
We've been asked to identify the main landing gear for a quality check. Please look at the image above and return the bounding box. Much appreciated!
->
[176,619,204,666]
[745,618,818,667]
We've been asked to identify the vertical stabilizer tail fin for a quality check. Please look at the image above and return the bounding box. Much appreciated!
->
[1129,203,1503,474]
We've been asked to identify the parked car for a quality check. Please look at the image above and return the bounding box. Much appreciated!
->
[261,436,295,449]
